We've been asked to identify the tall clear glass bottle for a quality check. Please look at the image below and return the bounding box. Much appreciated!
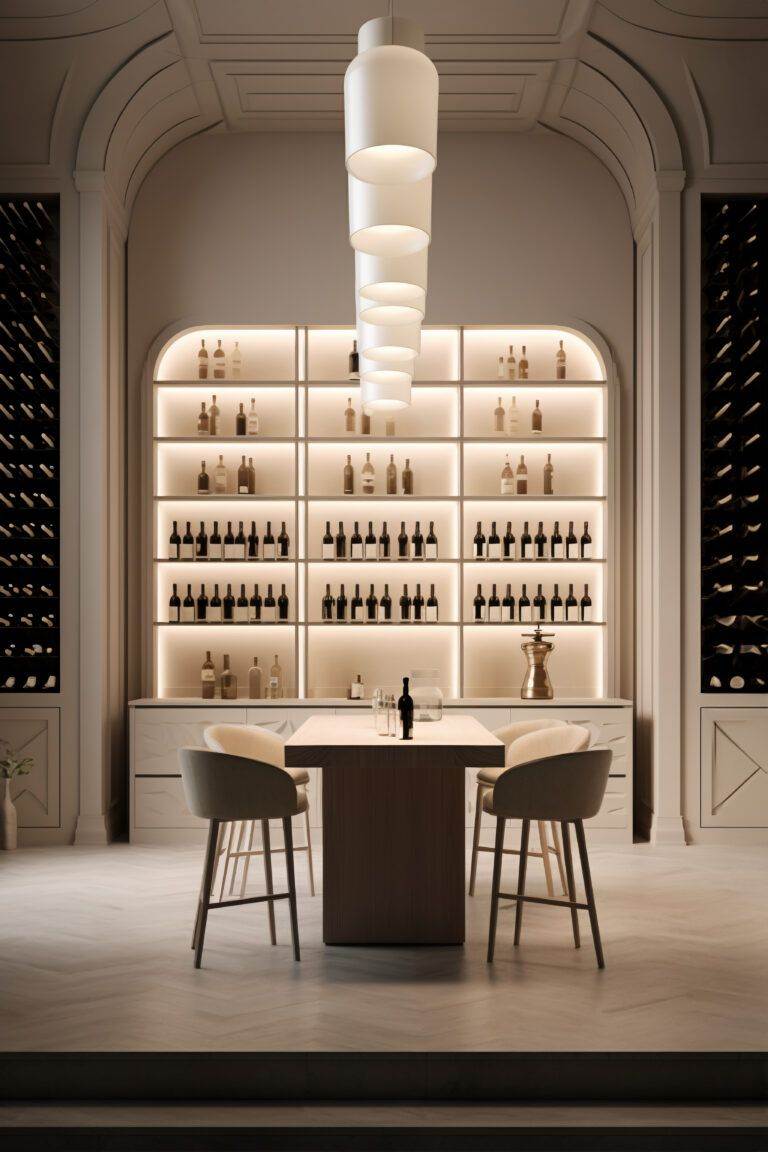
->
[362,452,375,495]
[501,455,514,495]
[386,453,397,495]
[213,338,226,379]
[220,654,237,700]
[197,338,208,379]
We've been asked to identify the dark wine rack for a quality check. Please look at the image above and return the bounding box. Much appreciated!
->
[701,195,767,692]
[0,195,59,693]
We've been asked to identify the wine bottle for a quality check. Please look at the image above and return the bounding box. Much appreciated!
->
[519,344,529,380]
[208,395,219,436]
[580,521,592,559]
[198,339,208,379]
[322,521,334,560]
[278,521,290,559]
[169,520,181,560]
[246,521,258,560]
[551,582,564,622]
[267,654,283,699]
[213,339,226,379]
[235,521,246,560]
[208,520,222,561]
[565,520,578,560]
[181,521,194,560]
[497,355,505,379]
[502,583,515,621]
[250,584,262,622]
[494,396,505,433]
[351,521,363,560]
[236,403,246,437]
[508,395,519,435]
[335,520,346,560]
[322,583,335,621]
[351,582,363,622]
[413,583,424,622]
[349,340,359,381]
[278,583,289,621]
[237,454,249,494]
[169,583,181,623]
[379,521,391,560]
[248,656,262,699]
[503,521,515,560]
[412,520,424,560]
[533,583,546,620]
[209,583,222,623]
[423,521,438,560]
[426,583,439,622]
[397,676,414,740]
[262,521,276,561]
[361,410,371,436]
[565,583,578,622]
[534,521,546,559]
[201,650,215,699]
[350,673,365,699]
[197,461,210,496]
[399,583,411,621]
[263,583,276,623]
[362,452,375,495]
[543,452,554,495]
[220,653,237,700]
[386,453,397,495]
[402,458,413,496]
[195,521,208,560]
[345,396,356,433]
[507,344,516,380]
[223,521,237,560]
[343,454,354,495]
[196,584,209,621]
[556,339,566,380]
[488,583,501,623]
[366,583,378,621]
[214,454,227,494]
[551,520,564,560]
[379,583,392,622]
[397,521,409,559]
[243,398,258,436]
[488,520,501,560]
[515,454,528,495]
[364,521,377,560]
[474,521,486,560]
[197,402,210,436]
[336,583,348,621]
[580,583,593,622]
[501,455,514,496]
[532,398,543,435]
[519,582,532,622]
[474,583,486,622]
[231,341,243,379]
[223,583,235,622]
[182,583,195,623]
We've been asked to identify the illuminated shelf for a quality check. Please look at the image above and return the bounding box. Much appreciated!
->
[155,436,294,444]
[463,379,606,388]
[154,557,294,564]
[306,557,459,564]
[156,494,296,502]
[155,379,296,388]
[155,621,295,627]
[308,436,459,443]
[463,495,606,502]
[462,557,606,564]
[463,436,606,444]
[462,620,605,627]
[307,620,459,627]
[306,495,457,502]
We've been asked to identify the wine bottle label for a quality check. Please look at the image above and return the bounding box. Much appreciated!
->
[378,606,390,622]
[363,483,374,495]
[238,484,248,494]
[425,543,437,560]
[426,605,438,622]
[235,605,248,622]
[521,544,530,559]
[489,605,502,623]
[566,606,577,622]
[506,545,516,560]
[209,543,222,560]
[582,543,592,559]
[263,544,276,560]
[582,605,592,621]
[566,543,577,559]
[250,607,260,623]
[208,605,222,623]
[322,543,334,560]
[364,543,377,560]
[201,670,215,683]
[262,605,276,622]
[501,481,514,495]
[520,605,532,622]
[474,545,484,559]
[170,608,180,623]
[553,605,564,622]
[488,543,501,560]
[181,544,194,560]
[181,606,195,623]
[351,543,363,560]
[553,542,564,559]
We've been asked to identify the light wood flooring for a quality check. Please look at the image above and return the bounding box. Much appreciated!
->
[0,841,766,1053]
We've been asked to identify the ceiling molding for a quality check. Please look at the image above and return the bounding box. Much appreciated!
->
[596,0,768,40]
[0,0,163,41]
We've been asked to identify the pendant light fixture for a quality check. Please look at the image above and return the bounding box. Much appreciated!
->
[344,8,438,410]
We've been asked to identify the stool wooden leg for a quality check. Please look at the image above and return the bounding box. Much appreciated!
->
[261,819,277,946]
[218,822,235,901]
[486,816,506,963]
[469,782,486,896]
[229,821,247,896]
[513,819,530,946]
[550,820,568,895]
[574,819,605,969]
[193,823,225,949]
[561,821,580,949]
[304,808,316,897]
[283,816,301,961]
[194,819,219,970]
[537,820,555,897]
[239,821,256,898]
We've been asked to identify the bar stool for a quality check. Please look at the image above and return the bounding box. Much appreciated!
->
[469,721,589,898]
[485,748,612,969]
[180,747,305,968]
[204,724,315,910]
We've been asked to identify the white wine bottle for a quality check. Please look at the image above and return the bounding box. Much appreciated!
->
[197,338,208,380]
[213,454,227,494]
[494,396,505,433]
[231,341,243,378]
[501,455,514,496]
[248,657,262,699]
[362,452,375,495]
[519,345,529,380]
[213,339,226,379]
[345,396,356,433]
[506,344,516,380]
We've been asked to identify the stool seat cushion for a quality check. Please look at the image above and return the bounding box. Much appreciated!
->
[477,724,590,784]
[204,724,312,786]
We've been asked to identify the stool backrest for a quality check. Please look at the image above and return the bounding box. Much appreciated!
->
[204,723,284,767]
[493,718,567,754]
[491,749,612,821]
[507,724,590,767]
[179,747,300,821]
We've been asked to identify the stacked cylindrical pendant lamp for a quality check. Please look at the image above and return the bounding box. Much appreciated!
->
[344,14,438,411]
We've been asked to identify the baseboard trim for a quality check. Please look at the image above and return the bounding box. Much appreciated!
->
[1,1052,764,1103]
[650,814,687,846]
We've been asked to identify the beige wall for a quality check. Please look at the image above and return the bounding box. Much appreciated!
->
[127,129,634,702]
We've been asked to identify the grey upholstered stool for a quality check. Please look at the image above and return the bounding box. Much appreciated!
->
[180,747,306,967]
[484,749,612,969]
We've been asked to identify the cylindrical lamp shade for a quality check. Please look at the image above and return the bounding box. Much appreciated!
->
[356,249,428,306]
[357,318,421,363]
[344,17,438,185]
[360,364,412,411]
[349,176,431,257]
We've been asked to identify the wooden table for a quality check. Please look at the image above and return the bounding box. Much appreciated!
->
[285,713,504,945]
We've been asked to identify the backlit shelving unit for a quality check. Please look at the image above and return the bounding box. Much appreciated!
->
[147,325,616,701]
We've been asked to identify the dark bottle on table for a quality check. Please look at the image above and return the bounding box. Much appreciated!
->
[335,520,346,560]
[566,520,578,559]
[366,583,378,621]
[413,582,425,621]
[336,583,348,621]
[169,583,181,623]
[488,521,501,561]
[379,521,391,560]
[397,676,414,741]
[181,521,194,561]
[565,582,578,621]
[412,521,424,560]
[365,521,377,560]
[551,520,564,560]
[519,582,532,622]
[399,583,411,621]
[262,521,276,561]
[209,583,222,623]
[262,583,276,622]
[397,520,409,559]
[182,583,195,623]
[580,521,592,559]
[580,583,593,621]
[488,582,502,623]
[351,582,363,622]
[322,583,334,621]
[223,521,236,560]
[236,583,249,622]
[278,583,290,621]
[551,582,564,622]
[235,521,247,560]
[322,521,334,560]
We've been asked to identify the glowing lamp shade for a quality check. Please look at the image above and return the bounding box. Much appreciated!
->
[360,361,412,412]
[357,318,421,363]
[344,17,438,185]
[357,250,426,325]
[348,175,431,257]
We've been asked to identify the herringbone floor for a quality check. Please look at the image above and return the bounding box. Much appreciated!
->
[0,842,765,1052]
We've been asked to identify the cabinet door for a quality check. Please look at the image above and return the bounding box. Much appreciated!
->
[133,707,247,776]
[134,776,207,830]
[701,708,768,828]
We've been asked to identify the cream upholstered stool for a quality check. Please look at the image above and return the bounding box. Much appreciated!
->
[180,747,306,967]
[485,748,612,968]
[203,724,315,922]
[469,719,581,898]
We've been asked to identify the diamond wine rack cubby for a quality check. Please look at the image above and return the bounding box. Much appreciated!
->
[701,197,767,693]
[0,196,59,694]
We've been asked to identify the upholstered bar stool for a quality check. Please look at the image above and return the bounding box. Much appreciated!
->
[469,720,589,898]
[204,724,315,910]
[485,748,612,969]
[180,747,305,967]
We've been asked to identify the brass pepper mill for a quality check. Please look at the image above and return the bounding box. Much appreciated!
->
[520,626,555,700]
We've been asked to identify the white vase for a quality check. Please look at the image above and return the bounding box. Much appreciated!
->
[0,778,18,850]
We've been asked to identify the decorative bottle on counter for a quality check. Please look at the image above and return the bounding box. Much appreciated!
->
[343,454,354,495]
[220,654,237,700]
[397,676,414,740]
[213,339,226,379]
[555,339,566,380]
[515,454,528,495]
[543,453,554,495]
[501,455,514,495]
[362,452,375,495]
[494,396,505,433]
[231,341,243,378]
[345,397,356,433]
[201,651,215,699]
[198,338,208,379]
